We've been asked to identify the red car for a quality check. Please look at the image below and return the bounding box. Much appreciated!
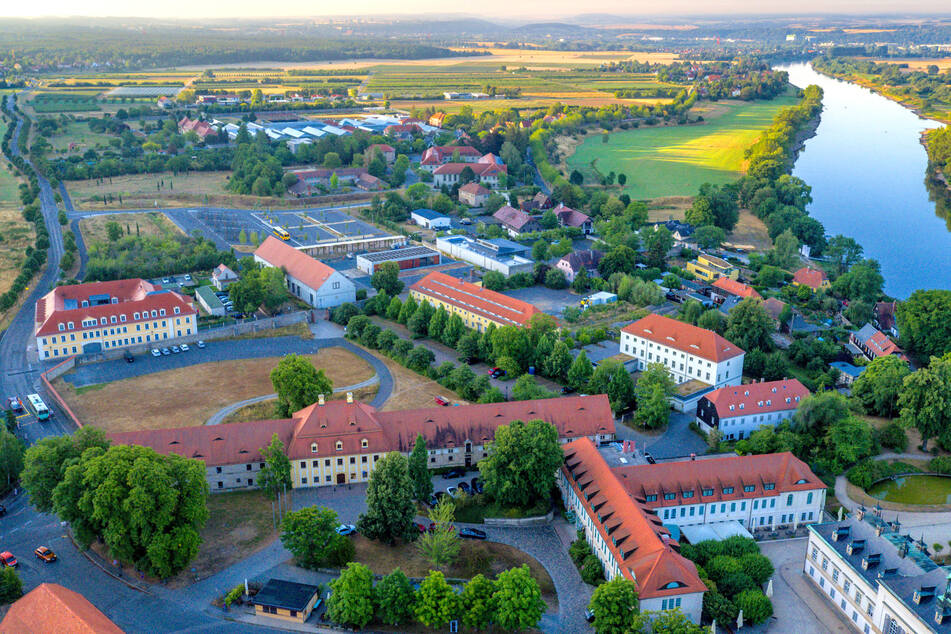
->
[0,552,17,568]
[434,396,450,407]
[414,522,427,533]
[428,522,456,533]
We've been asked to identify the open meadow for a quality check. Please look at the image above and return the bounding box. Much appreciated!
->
[0,119,34,323]
[78,211,182,245]
[566,94,799,199]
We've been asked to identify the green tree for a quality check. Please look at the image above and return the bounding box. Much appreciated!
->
[545,268,568,289]
[645,609,707,633]
[371,261,404,296]
[258,433,292,500]
[323,151,342,168]
[694,225,726,250]
[457,331,481,363]
[492,564,545,631]
[588,576,639,634]
[572,266,590,293]
[416,499,461,569]
[357,452,417,544]
[697,309,726,334]
[735,589,773,624]
[793,391,850,439]
[408,434,433,501]
[598,245,638,277]
[896,290,951,358]
[511,374,555,401]
[899,353,951,451]
[724,298,774,352]
[770,229,799,270]
[481,419,562,508]
[407,301,433,337]
[823,416,874,471]
[545,340,574,380]
[386,296,403,321]
[429,305,448,342]
[270,354,333,417]
[106,221,123,242]
[0,430,23,492]
[0,567,22,603]
[414,570,460,629]
[739,552,775,586]
[327,562,375,628]
[375,568,415,626]
[397,296,418,324]
[461,573,497,630]
[567,350,594,390]
[442,314,465,348]
[852,355,911,418]
[832,260,884,303]
[532,239,549,261]
[280,506,353,569]
[634,363,675,429]
[406,346,435,372]
[21,428,109,513]
[642,226,674,269]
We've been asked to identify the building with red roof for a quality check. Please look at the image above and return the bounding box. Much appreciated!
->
[34,279,197,360]
[410,270,541,331]
[711,277,761,301]
[364,144,395,165]
[1,582,123,633]
[254,236,355,309]
[458,182,491,207]
[620,314,745,388]
[792,266,830,291]
[383,123,421,140]
[111,395,615,491]
[419,145,482,171]
[849,323,907,363]
[177,116,218,140]
[695,378,810,440]
[432,161,506,188]
[553,203,592,234]
[492,205,541,238]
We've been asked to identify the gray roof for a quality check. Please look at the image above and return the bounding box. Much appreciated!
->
[854,322,882,343]
[357,245,438,264]
[411,208,448,221]
[254,579,320,612]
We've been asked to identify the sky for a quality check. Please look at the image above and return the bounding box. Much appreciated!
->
[3,0,949,19]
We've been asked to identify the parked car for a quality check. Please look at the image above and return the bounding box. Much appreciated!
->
[428,522,455,533]
[585,609,595,623]
[489,368,506,379]
[335,524,357,536]
[434,396,450,407]
[171,346,181,354]
[460,217,473,225]
[124,350,134,363]
[446,486,458,498]
[458,481,471,495]
[6,397,22,412]
[180,344,190,352]
[196,340,206,349]
[162,277,171,284]
[0,552,17,568]
[34,547,56,563]
[151,349,161,358]
[161,348,171,356]
[459,527,486,540]
[414,522,427,534]
[645,452,656,465]
[184,274,192,282]
[442,468,466,479]
[470,477,484,494]
[0,505,6,516]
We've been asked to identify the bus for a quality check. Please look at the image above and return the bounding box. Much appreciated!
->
[273,227,290,241]
[26,394,50,422]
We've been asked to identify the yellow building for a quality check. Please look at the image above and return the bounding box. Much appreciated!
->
[34,278,197,359]
[685,253,738,282]
[409,270,541,332]
[253,579,321,624]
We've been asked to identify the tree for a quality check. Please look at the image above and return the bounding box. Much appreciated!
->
[832,260,884,303]
[457,331,481,363]
[634,363,674,429]
[793,391,850,438]
[567,350,594,390]
[570,169,584,185]
[481,419,562,508]
[414,570,460,629]
[408,434,433,502]
[416,499,461,569]
[258,433,292,500]
[685,196,714,226]
[0,567,22,604]
[599,246,638,277]
[735,589,773,624]
[281,506,353,569]
[106,221,123,242]
[899,353,951,451]
[327,562,375,629]
[896,290,951,358]
[532,239,548,261]
[512,374,555,401]
[21,428,109,513]
[823,416,874,471]
[588,576,639,634]
[545,341,574,380]
[697,309,726,334]
[703,591,738,624]
[852,355,911,418]
[442,314,465,348]
[825,234,864,274]
[739,552,775,586]
[461,574,497,629]
[270,354,333,417]
[323,152,342,168]
[407,302,432,337]
[371,261,404,296]
[0,430,23,492]
[357,452,417,544]
[493,564,545,631]
[572,267,590,293]
[406,346,435,372]
[694,225,726,250]
[724,298,774,352]
[375,569,415,626]
[770,229,799,270]
[647,609,707,633]
[642,226,673,269]
[397,296,418,324]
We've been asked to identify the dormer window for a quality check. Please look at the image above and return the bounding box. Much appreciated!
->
[58,323,65,331]
[110,316,117,324]
[111,297,118,304]
[729,405,735,411]
[67,322,74,329]
[134,312,140,320]
[311,443,318,453]
[174,307,180,314]
[151,310,157,318]
[361,439,368,448]
[738,404,744,410]
[702,488,714,496]
[663,493,676,500]
[682,490,694,498]
[120,314,126,322]
[335,441,343,451]
[159,309,166,316]
[723,487,734,494]
[100,317,107,325]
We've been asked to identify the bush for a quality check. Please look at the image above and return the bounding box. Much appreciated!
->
[931,456,951,474]
[356,289,367,300]
[580,554,605,586]
[706,555,743,582]
[875,422,908,452]
[739,553,774,586]
[224,584,245,607]
[718,572,756,598]
[569,536,593,566]
[703,590,738,624]
[735,589,773,624]
[719,535,760,559]
[847,460,921,489]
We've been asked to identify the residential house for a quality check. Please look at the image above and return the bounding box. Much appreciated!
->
[432,162,506,188]
[850,323,906,362]
[383,123,420,141]
[762,297,787,325]
[695,378,810,440]
[211,263,238,291]
[34,279,197,359]
[419,145,482,171]
[254,579,322,624]
[829,361,866,386]
[364,144,396,165]
[685,253,738,282]
[792,266,830,291]
[253,236,355,309]
[356,173,385,191]
[177,116,218,141]
[523,192,553,211]
[411,208,451,230]
[458,182,491,207]
[649,220,696,248]
[557,250,602,283]
[620,313,745,389]
[711,277,761,303]
[553,204,593,234]
[410,270,541,331]
[493,205,541,238]
[805,512,951,634]
[428,112,447,127]
[111,395,615,491]
[873,301,899,338]
[435,235,533,276]
[0,583,124,633]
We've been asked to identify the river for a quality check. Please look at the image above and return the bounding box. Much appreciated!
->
[776,62,947,299]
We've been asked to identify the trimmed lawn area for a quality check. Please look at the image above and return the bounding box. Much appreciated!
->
[567,94,799,199]
[78,211,182,245]
[54,347,374,432]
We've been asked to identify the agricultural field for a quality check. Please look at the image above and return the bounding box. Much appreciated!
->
[868,57,951,71]
[78,211,182,246]
[566,94,799,199]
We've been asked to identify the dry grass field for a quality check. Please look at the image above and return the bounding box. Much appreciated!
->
[376,353,464,412]
[79,211,182,245]
[868,57,951,71]
[725,211,773,252]
[646,197,691,222]
[54,348,374,432]
[221,384,379,424]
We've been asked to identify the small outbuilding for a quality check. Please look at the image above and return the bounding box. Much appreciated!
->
[411,208,452,230]
[195,285,226,317]
[254,578,322,624]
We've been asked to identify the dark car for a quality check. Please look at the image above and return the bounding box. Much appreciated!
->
[428,522,456,533]
[459,527,487,540]
[123,350,134,363]
[442,467,466,479]
[470,477,484,494]
[645,452,656,465]
[560,385,575,394]
[491,369,506,379]
[427,495,440,507]
[585,609,595,623]
[458,481,471,495]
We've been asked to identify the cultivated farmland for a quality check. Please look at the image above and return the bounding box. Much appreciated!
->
[567,94,799,199]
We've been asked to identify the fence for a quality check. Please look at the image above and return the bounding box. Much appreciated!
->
[484,509,554,527]
[41,357,83,429]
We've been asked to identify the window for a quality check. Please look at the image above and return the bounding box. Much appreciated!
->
[702,488,713,496]
[744,485,755,493]
[300,461,306,469]
[844,580,851,593]
[361,438,368,448]
[730,502,736,512]
[811,548,818,561]
[646,495,657,502]
[311,443,318,453]
[832,569,839,583]
[664,493,676,501]
[807,491,814,504]
[723,487,734,494]
[682,490,694,499]
[335,441,343,451]
[246,464,252,471]
[787,494,794,506]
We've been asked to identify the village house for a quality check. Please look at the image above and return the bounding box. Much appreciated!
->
[521,192,553,212]
[410,270,540,331]
[492,205,541,238]
[211,263,238,291]
[458,182,491,207]
[649,220,696,249]
[364,144,396,165]
[356,173,385,191]
[253,236,355,309]
[428,112,446,128]
[873,300,899,338]
[557,250,602,283]
[383,123,421,141]
[695,378,811,440]
[849,323,907,362]
[419,145,482,171]
[553,204,593,234]
[432,162,506,188]
[792,266,830,291]
[177,117,218,141]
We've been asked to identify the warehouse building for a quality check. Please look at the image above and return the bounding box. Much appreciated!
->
[356,245,442,275]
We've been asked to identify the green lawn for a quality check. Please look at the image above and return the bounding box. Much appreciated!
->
[567,95,799,199]
[0,120,21,208]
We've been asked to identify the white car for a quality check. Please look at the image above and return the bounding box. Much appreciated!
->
[196,340,206,349]
[446,486,458,498]
[150,349,161,357]
[180,344,190,352]
[7,397,22,412]
[336,524,357,536]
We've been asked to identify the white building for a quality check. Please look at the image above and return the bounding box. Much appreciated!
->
[695,378,811,441]
[620,314,745,389]
[805,512,951,634]
[410,208,451,230]
[253,236,355,309]
[435,235,533,276]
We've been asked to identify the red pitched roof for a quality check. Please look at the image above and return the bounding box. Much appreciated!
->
[254,236,338,292]
[410,271,541,327]
[492,205,536,231]
[762,297,786,321]
[458,182,490,196]
[562,438,706,599]
[793,267,828,289]
[712,277,761,300]
[621,314,744,362]
[421,145,482,165]
[702,379,810,419]
[0,583,123,633]
[432,162,505,177]
[34,279,196,337]
[553,204,590,228]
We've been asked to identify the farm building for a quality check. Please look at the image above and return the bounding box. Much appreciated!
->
[254,237,355,309]
[356,246,441,275]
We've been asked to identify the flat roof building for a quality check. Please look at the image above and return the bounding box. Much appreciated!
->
[435,235,533,276]
[254,579,322,624]
[410,270,541,331]
[355,245,441,275]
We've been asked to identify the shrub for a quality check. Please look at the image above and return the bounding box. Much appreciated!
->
[703,590,738,624]
[719,536,760,559]
[739,553,774,586]
[224,584,245,607]
[718,572,756,598]
[580,554,605,586]
[930,456,951,475]
[706,555,743,581]
[569,537,593,567]
[847,460,921,489]
[735,589,773,624]
[875,421,908,452]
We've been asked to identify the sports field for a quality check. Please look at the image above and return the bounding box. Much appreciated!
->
[567,94,799,199]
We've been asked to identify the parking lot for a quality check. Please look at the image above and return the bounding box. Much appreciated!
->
[501,286,578,316]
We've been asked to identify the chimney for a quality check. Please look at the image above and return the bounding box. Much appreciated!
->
[690,453,696,461]
[346,392,354,404]
[318,394,325,406]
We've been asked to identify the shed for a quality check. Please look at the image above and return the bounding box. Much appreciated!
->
[195,285,225,317]
[411,208,451,230]
[254,579,322,624]
[584,292,618,307]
